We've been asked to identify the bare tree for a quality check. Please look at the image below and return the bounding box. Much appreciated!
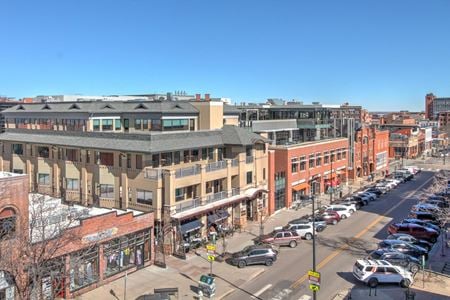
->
[0,194,98,300]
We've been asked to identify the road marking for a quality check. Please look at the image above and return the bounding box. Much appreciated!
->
[289,174,435,290]
[298,295,312,300]
[253,284,272,297]
[269,288,292,300]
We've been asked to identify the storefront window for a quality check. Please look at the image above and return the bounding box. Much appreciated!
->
[103,229,152,278]
[69,247,99,292]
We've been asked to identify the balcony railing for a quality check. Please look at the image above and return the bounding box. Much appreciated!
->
[144,168,162,180]
[205,191,228,204]
[205,160,227,173]
[232,187,240,196]
[246,156,254,164]
[230,158,239,167]
[175,198,201,213]
[175,165,201,178]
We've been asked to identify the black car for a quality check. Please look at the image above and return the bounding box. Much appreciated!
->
[386,233,434,251]
[378,240,428,260]
[408,211,442,226]
[401,218,441,234]
[351,195,369,206]
[365,187,383,196]
[230,245,278,268]
[367,249,421,274]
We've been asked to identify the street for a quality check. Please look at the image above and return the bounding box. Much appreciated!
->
[225,171,436,300]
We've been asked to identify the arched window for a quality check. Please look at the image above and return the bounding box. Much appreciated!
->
[0,208,17,239]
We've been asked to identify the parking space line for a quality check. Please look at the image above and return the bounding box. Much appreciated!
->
[289,174,435,290]
[253,283,272,297]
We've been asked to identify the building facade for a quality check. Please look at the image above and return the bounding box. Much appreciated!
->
[268,138,349,215]
[0,100,268,257]
[349,127,389,180]
[425,93,450,120]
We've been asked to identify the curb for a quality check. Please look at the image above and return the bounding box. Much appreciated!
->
[216,268,266,300]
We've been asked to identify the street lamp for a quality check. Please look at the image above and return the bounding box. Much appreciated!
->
[310,190,317,300]
[329,155,333,204]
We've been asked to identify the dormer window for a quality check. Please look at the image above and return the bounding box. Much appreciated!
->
[42,104,51,110]
[16,105,25,110]
[102,104,114,109]
[69,103,80,110]
[135,103,148,110]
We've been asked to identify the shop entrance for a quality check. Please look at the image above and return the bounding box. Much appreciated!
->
[246,200,254,221]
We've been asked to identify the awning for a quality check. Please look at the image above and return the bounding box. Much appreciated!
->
[207,210,230,224]
[292,182,309,192]
[180,220,203,234]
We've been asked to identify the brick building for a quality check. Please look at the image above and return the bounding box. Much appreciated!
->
[349,127,389,180]
[268,138,348,214]
[0,171,155,299]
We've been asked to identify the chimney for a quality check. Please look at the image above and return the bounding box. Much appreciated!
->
[195,94,201,101]
[205,94,210,101]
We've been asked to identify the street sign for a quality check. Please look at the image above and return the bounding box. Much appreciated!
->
[207,255,215,262]
[309,283,320,291]
[206,244,216,251]
[308,270,321,284]
[308,270,320,278]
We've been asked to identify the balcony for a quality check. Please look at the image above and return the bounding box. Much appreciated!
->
[175,198,201,213]
[297,119,331,129]
[232,187,240,196]
[205,191,228,204]
[175,165,201,178]
[144,168,162,180]
[246,156,254,164]
[205,160,227,172]
[230,158,239,167]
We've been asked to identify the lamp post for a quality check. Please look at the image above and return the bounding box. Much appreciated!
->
[329,156,333,204]
[311,190,317,300]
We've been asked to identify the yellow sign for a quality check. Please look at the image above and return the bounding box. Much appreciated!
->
[309,284,320,291]
[308,270,320,278]
[206,244,216,251]
[207,255,215,262]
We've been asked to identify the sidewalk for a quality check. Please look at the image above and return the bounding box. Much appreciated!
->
[81,178,377,300]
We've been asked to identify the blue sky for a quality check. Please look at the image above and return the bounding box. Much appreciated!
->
[1,0,449,111]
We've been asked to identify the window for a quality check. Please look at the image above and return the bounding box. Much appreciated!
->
[263,168,266,180]
[246,146,252,157]
[151,119,161,130]
[136,155,143,169]
[70,247,99,291]
[66,178,79,190]
[202,148,208,160]
[66,149,78,161]
[102,119,113,131]
[175,188,184,202]
[275,233,283,238]
[191,149,199,162]
[342,149,347,159]
[300,156,306,171]
[99,184,114,198]
[151,154,159,168]
[174,151,181,164]
[324,152,329,164]
[246,171,253,184]
[93,119,100,131]
[38,173,50,185]
[37,146,49,158]
[316,153,322,166]
[97,152,114,166]
[115,119,121,130]
[208,148,214,160]
[135,119,142,130]
[331,151,336,162]
[291,157,299,173]
[136,190,153,205]
[12,144,23,155]
[309,155,315,168]
[142,119,149,130]
[0,210,16,239]
[12,169,23,174]
[162,119,189,131]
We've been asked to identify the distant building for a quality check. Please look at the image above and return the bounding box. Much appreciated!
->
[425,93,450,120]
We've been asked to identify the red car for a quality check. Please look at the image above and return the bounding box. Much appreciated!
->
[388,223,439,243]
[319,210,341,225]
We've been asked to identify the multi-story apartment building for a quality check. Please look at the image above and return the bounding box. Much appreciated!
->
[349,127,389,180]
[268,138,349,214]
[0,99,268,256]
[425,93,450,120]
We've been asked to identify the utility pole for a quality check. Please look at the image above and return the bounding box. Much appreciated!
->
[329,156,333,204]
[311,190,317,300]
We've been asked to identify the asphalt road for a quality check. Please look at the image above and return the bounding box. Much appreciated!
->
[225,171,436,300]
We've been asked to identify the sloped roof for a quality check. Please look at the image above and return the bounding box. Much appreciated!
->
[0,126,266,153]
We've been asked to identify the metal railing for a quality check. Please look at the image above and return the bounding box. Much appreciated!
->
[246,156,254,164]
[230,158,239,167]
[205,191,228,204]
[144,168,162,180]
[175,165,201,178]
[175,198,201,213]
[205,160,227,172]
[232,187,240,196]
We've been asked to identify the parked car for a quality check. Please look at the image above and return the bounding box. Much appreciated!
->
[357,192,376,201]
[331,200,359,211]
[378,239,428,259]
[428,195,447,202]
[388,223,439,243]
[424,199,449,209]
[386,233,433,251]
[325,205,354,219]
[231,245,278,268]
[367,249,421,274]
[353,259,413,288]
[283,223,315,240]
[408,211,442,226]
[289,216,327,232]
[351,195,369,206]
[411,203,444,214]
[365,187,384,196]
[318,210,341,225]
[401,218,441,234]
[254,229,302,248]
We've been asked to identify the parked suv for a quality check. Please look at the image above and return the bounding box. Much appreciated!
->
[325,205,353,219]
[282,223,315,240]
[254,230,302,248]
[367,250,421,274]
[231,245,278,268]
[388,223,439,243]
[289,216,327,232]
[353,259,413,288]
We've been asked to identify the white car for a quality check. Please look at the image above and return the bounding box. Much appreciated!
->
[283,223,315,240]
[325,205,353,219]
[353,259,413,288]
[357,192,376,201]
[386,178,402,186]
